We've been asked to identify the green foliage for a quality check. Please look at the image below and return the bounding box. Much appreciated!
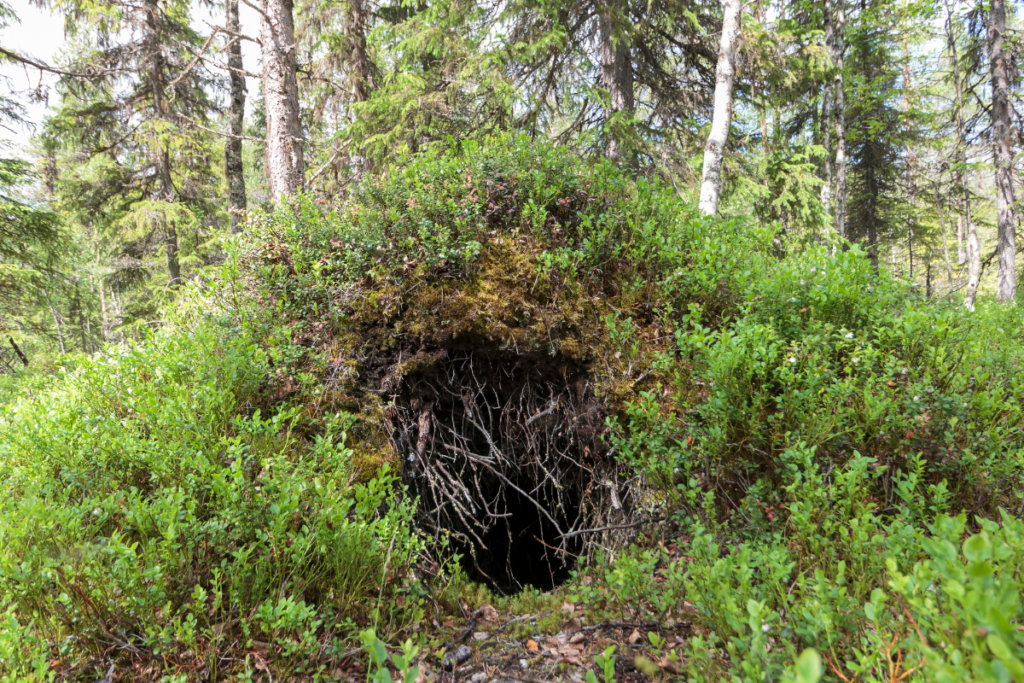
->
[4,133,1024,683]
[625,244,1024,521]
[585,646,617,683]
[0,317,425,678]
[359,630,421,683]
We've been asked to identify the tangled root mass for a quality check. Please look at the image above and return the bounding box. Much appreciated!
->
[384,350,627,593]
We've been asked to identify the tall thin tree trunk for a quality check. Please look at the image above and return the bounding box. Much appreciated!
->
[699,0,741,216]
[945,0,970,266]
[261,0,304,201]
[145,0,181,285]
[988,0,1016,302]
[348,0,371,104]
[599,0,634,165]
[821,0,834,215]
[347,0,373,174]
[45,289,65,354]
[820,84,833,213]
[99,275,109,342]
[965,219,981,309]
[957,214,966,265]
[934,180,955,290]
[903,40,916,280]
[866,161,878,268]
[226,0,247,232]
[832,0,847,240]
[926,251,932,298]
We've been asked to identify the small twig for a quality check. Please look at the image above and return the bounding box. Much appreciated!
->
[308,140,355,185]
[176,112,265,142]
[560,517,666,541]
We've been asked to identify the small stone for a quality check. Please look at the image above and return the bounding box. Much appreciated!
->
[443,645,472,671]
[470,673,487,683]
[519,659,529,670]
[473,631,489,641]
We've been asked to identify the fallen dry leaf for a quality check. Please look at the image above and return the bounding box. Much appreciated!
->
[472,632,489,641]
[526,639,539,653]
[658,655,682,675]
[561,602,575,615]
[627,629,642,644]
[569,632,586,645]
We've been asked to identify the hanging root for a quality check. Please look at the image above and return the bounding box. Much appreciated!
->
[383,350,633,592]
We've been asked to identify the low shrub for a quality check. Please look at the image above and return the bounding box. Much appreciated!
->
[0,320,425,679]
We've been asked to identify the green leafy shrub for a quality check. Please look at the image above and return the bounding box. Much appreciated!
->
[0,320,424,679]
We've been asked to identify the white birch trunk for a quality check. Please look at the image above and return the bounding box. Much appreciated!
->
[964,220,981,310]
[699,0,741,216]
[945,0,970,266]
[832,0,847,241]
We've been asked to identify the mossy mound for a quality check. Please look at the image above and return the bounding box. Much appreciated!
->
[240,135,765,590]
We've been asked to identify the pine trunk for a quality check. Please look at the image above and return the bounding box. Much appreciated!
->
[347,0,372,175]
[599,0,634,165]
[699,0,741,216]
[348,0,371,104]
[988,0,1016,303]
[261,0,304,201]
[226,0,247,232]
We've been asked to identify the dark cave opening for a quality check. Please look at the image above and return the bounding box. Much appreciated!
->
[454,481,584,594]
[388,350,612,595]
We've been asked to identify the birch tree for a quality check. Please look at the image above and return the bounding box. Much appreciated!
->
[944,0,970,267]
[699,0,741,216]
[830,0,847,240]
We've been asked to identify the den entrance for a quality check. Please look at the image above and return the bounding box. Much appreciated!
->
[387,350,611,594]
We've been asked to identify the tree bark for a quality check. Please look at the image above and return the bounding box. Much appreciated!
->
[964,217,982,309]
[348,0,371,104]
[599,0,634,165]
[145,0,181,284]
[934,180,955,290]
[261,0,304,201]
[226,0,247,232]
[945,0,970,266]
[699,0,741,216]
[832,0,847,241]
[821,0,834,215]
[988,0,1016,303]
[44,289,66,354]
[347,0,373,175]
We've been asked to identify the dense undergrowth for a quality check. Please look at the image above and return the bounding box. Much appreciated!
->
[2,136,1024,682]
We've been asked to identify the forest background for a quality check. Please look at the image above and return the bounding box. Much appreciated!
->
[2,0,1024,681]
[0,0,1021,356]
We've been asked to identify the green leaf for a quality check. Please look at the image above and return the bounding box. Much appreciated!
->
[967,561,994,579]
[794,648,822,683]
[987,634,1024,678]
[964,533,992,562]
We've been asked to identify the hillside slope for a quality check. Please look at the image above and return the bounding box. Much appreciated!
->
[2,137,1024,683]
